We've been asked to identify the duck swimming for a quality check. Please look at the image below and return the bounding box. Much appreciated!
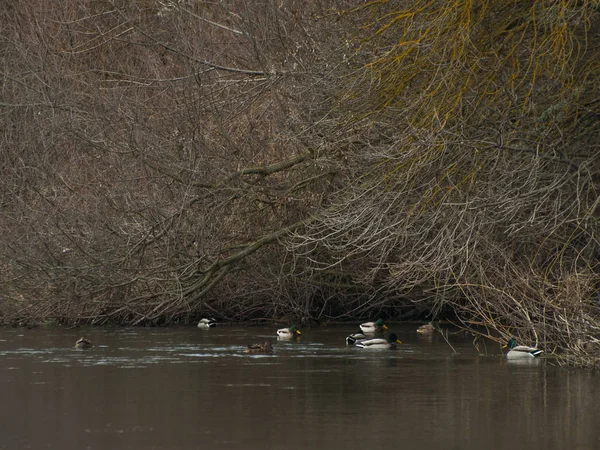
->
[277,325,302,339]
[246,341,274,354]
[359,319,388,334]
[75,337,92,349]
[346,332,367,345]
[356,333,401,350]
[417,323,435,334]
[504,338,543,359]
[197,318,217,329]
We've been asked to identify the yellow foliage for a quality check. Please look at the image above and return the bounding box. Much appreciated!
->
[351,0,599,132]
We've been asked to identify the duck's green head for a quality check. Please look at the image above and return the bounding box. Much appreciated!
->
[507,338,518,349]
[289,325,302,335]
[375,319,388,329]
[388,333,401,344]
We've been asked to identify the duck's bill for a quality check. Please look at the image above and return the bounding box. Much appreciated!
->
[383,324,388,329]
[296,330,302,335]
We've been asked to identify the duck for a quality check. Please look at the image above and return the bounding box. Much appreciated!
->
[75,337,93,349]
[504,338,543,360]
[346,332,367,345]
[197,318,217,329]
[246,340,274,354]
[359,319,388,334]
[276,325,302,339]
[356,333,401,349]
[417,322,435,334]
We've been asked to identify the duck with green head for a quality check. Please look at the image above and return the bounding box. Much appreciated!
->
[277,325,302,340]
[359,319,388,334]
[356,333,401,350]
[504,338,543,359]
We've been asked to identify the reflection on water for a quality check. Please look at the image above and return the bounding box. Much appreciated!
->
[0,324,599,450]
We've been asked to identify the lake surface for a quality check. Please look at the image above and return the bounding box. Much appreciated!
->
[0,324,599,450]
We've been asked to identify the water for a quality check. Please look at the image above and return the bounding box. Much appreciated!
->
[0,324,598,450]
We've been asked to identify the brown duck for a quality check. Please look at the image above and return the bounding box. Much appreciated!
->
[246,340,273,354]
[75,337,93,349]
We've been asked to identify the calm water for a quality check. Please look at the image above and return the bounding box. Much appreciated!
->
[0,324,599,450]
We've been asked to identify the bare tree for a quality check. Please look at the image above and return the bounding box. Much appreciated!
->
[288,0,600,364]
[0,0,349,325]
[2,0,600,367]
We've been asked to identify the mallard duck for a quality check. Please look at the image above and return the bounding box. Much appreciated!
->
[356,333,401,349]
[276,325,302,339]
[504,338,543,359]
[75,337,92,349]
[346,332,367,345]
[246,340,273,354]
[197,318,217,329]
[359,319,388,334]
[417,323,435,334]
